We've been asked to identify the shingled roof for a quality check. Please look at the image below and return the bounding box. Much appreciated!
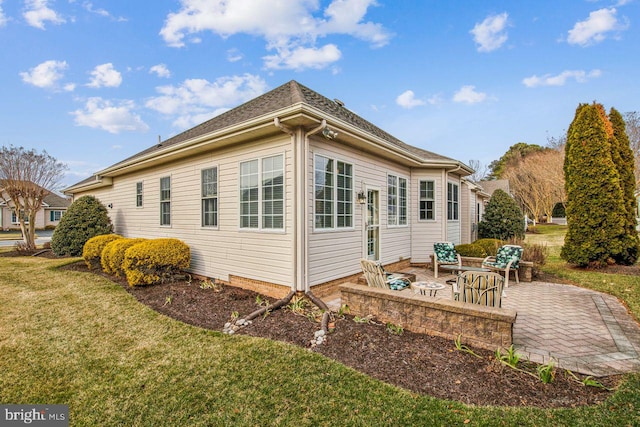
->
[68,81,468,191]
[120,81,457,167]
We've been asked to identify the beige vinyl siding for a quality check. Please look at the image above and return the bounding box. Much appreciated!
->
[74,135,295,287]
[307,138,411,286]
[447,177,462,245]
[410,169,444,264]
[461,182,474,244]
[1,207,46,230]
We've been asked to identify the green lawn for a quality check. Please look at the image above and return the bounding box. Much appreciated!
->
[1,243,640,426]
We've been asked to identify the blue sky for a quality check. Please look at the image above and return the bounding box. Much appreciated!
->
[1,0,638,188]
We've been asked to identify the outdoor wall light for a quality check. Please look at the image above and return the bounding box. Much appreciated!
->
[356,191,366,204]
[322,127,338,140]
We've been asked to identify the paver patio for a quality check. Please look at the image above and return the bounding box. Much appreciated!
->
[327,266,640,376]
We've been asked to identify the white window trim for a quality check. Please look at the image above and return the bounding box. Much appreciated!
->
[11,210,28,225]
[313,154,355,233]
[49,210,63,222]
[418,179,436,222]
[201,166,219,229]
[136,181,143,208]
[238,154,286,233]
[447,181,459,222]
[160,175,172,227]
[387,173,409,228]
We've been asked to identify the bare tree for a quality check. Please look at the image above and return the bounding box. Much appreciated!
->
[0,146,67,250]
[502,150,565,223]
[623,112,640,187]
[546,132,566,151]
[467,159,489,182]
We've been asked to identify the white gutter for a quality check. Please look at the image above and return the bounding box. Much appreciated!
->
[302,119,327,293]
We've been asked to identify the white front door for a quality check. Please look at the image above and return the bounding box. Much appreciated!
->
[365,189,380,260]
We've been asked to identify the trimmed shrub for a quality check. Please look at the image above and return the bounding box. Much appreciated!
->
[478,189,525,241]
[101,238,146,277]
[83,234,122,270]
[473,238,503,257]
[454,243,486,258]
[562,103,628,267]
[51,196,113,256]
[123,238,190,286]
[521,242,548,277]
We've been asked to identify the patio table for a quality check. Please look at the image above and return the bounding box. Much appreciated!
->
[412,281,445,297]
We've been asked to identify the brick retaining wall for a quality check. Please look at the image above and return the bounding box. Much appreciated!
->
[340,283,517,351]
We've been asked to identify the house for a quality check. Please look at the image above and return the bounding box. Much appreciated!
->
[0,184,70,231]
[477,179,510,198]
[65,81,482,298]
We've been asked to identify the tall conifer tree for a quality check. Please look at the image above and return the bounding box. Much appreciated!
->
[561,103,626,267]
[609,107,640,264]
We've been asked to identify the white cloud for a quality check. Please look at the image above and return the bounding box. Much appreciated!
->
[522,69,602,87]
[81,1,127,21]
[470,12,509,52]
[396,90,425,109]
[20,60,70,90]
[452,85,487,104]
[149,64,171,78]
[23,0,65,29]
[145,74,268,129]
[71,97,149,134]
[567,8,628,46]
[263,44,341,70]
[0,1,7,27]
[87,63,122,88]
[227,48,243,62]
[159,0,391,70]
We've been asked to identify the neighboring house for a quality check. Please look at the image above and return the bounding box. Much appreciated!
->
[462,179,490,242]
[0,186,70,230]
[65,81,478,298]
[477,179,510,198]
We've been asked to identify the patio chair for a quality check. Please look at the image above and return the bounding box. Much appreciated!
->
[359,259,410,291]
[454,271,504,308]
[433,242,461,278]
[481,244,523,290]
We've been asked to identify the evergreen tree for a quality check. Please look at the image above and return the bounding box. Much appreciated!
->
[51,195,113,256]
[477,189,525,240]
[561,103,627,267]
[609,107,640,264]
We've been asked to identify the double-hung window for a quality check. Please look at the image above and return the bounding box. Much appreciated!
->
[314,154,353,229]
[49,210,62,222]
[136,182,143,207]
[419,180,435,220]
[11,210,28,224]
[262,156,284,229]
[160,176,171,226]
[447,182,459,221]
[387,174,407,226]
[240,154,284,230]
[202,167,218,227]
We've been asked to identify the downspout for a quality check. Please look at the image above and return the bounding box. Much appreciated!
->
[275,118,332,337]
[274,118,297,294]
[302,119,334,336]
[302,119,327,294]
[444,164,463,242]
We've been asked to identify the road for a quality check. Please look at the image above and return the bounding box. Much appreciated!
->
[0,230,53,248]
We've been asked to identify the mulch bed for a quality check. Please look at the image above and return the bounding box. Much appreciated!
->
[37,256,623,409]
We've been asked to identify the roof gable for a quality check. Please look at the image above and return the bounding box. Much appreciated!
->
[67,81,470,192]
